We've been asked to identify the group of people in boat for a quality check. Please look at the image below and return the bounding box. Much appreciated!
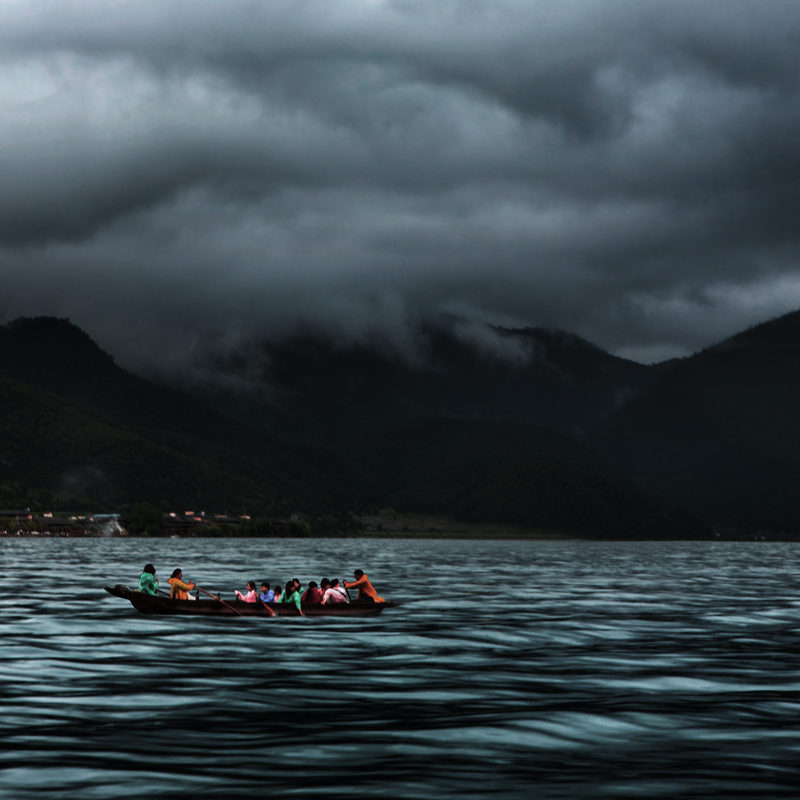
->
[137,564,384,613]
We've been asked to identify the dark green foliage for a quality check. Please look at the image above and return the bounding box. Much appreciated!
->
[287,520,312,537]
[342,418,709,539]
[123,503,165,536]
[191,522,264,538]
[307,512,365,537]
[0,317,362,515]
[588,309,800,530]
[0,375,343,515]
[0,316,710,538]
[190,321,655,441]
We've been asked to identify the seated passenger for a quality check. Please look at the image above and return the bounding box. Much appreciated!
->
[320,578,331,595]
[137,564,159,595]
[235,581,258,602]
[344,569,385,603]
[301,581,323,604]
[168,568,196,600]
[322,578,348,604]
[273,586,282,602]
[280,580,306,616]
[259,582,274,603]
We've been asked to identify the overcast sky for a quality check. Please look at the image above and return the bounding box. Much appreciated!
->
[2,0,800,371]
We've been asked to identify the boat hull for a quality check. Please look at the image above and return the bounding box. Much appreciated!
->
[104,585,395,617]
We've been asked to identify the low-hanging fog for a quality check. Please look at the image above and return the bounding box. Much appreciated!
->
[2,0,800,379]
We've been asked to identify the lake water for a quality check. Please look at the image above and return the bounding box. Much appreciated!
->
[2,538,800,799]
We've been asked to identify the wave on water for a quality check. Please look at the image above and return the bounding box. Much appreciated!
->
[1,538,800,798]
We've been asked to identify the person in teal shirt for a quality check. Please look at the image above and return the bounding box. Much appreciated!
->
[138,563,159,595]
[280,580,305,616]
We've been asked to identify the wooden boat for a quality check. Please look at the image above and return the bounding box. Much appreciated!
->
[105,584,398,617]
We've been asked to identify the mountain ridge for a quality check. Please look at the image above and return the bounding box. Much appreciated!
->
[0,315,710,538]
[587,309,800,530]
[172,317,658,442]
[9,309,800,533]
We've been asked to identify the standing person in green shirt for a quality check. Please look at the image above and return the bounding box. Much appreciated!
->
[280,580,306,616]
[138,564,159,595]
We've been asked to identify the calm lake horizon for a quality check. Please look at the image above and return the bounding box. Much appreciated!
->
[2,537,799,799]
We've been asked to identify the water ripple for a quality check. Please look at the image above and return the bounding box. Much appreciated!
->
[2,539,800,798]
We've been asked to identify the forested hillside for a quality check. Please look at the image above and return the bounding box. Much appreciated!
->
[0,317,712,537]
[344,418,709,538]
[589,311,800,530]
[0,376,353,515]
[176,319,656,441]
[25,310,800,535]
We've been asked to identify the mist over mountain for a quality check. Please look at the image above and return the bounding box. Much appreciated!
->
[6,310,800,534]
[169,316,658,442]
[0,315,707,538]
[4,1,800,378]
[152,306,800,532]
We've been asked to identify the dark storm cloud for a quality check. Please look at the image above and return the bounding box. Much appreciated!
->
[2,0,800,370]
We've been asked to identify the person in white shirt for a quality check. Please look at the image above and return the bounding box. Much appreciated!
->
[322,578,348,604]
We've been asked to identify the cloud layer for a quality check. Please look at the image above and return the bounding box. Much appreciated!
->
[2,0,800,369]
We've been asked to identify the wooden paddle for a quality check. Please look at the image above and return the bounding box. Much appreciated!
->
[196,586,245,617]
[258,596,277,617]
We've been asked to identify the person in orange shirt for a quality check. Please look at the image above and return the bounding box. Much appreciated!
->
[344,570,385,603]
[168,568,196,600]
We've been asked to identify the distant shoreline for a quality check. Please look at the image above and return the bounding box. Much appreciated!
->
[4,530,798,541]
[2,509,794,541]
[1,529,574,540]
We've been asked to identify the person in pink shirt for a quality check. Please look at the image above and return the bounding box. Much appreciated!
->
[235,581,258,602]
